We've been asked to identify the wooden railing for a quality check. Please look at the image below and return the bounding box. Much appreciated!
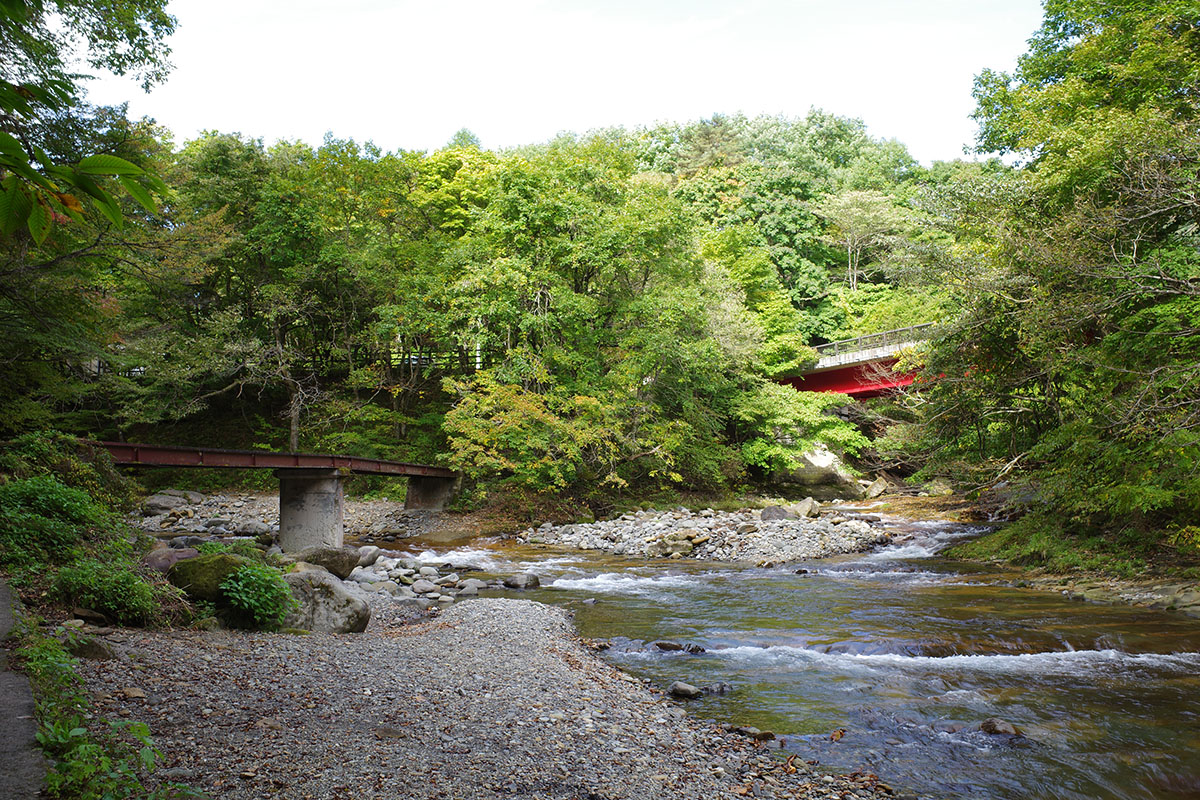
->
[814,323,937,359]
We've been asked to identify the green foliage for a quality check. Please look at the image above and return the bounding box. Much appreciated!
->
[0,432,185,625]
[733,384,868,474]
[945,513,1163,580]
[218,562,297,630]
[53,549,177,626]
[16,620,199,799]
[0,431,139,510]
[0,475,104,566]
[894,0,1200,565]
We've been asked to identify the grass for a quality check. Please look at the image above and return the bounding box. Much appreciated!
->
[14,619,202,799]
[944,512,1200,581]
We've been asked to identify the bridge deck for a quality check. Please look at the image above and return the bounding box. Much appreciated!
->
[99,442,457,479]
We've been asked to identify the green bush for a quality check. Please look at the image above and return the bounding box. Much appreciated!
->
[219,563,297,630]
[0,476,106,566]
[0,431,138,511]
[53,555,174,627]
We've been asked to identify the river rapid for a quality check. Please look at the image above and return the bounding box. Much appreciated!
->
[395,512,1200,800]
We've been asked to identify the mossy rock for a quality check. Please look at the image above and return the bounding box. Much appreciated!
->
[167,553,254,602]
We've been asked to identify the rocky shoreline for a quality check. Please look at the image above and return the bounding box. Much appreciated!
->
[517,504,891,565]
[74,598,898,800]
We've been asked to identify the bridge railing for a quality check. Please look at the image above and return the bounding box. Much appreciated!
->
[814,323,937,359]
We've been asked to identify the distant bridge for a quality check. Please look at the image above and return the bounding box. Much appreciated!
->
[98,442,458,552]
[781,324,935,398]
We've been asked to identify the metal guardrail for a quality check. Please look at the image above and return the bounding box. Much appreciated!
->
[814,323,937,358]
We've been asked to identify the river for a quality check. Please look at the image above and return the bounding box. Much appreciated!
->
[397,513,1200,799]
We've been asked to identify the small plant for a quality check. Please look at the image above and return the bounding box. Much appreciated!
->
[219,563,298,630]
[197,540,271,562]
[16,621,202,799]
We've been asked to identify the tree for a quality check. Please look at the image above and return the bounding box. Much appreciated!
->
[912,0,1200,541]
[0,0,173,242]
[814,190,908,290]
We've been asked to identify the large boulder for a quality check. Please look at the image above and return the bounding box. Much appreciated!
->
[167,554,254,602]
[281,570,370,633]
[290,546,360,579]
[143,493,186,515]
[774,444,864,500]
[760,505,795,521]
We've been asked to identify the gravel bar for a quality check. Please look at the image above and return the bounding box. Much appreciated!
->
[77,598,896,799]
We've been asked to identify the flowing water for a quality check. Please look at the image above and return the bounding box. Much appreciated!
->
[397,516,1200,799]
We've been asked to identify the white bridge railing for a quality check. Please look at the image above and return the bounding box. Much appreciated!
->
[812,323,936,370]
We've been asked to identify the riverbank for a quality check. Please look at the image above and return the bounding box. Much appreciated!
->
[74,597,896,799]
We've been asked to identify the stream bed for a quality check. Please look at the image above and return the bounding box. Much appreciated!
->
[396,515,1200,800]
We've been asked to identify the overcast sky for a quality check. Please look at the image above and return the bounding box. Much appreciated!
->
[85,0,1046,164]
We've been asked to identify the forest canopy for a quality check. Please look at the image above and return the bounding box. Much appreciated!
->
[1,0,1196,551]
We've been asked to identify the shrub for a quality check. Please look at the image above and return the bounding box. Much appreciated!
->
[53,556,173,627]
[0,431,138,511]
[0,476,105,566]
[219,563,298,630]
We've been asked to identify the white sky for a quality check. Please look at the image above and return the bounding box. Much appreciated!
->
[85,0,1046,164]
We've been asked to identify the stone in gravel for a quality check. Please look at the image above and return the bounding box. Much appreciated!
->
[356,546,382,567]
[418,566,439,577]
[733,725,775,741]
[167,554,254,602]
[668,681,703,699]
[203,517,232,528]
[736,523,758,534]
[143,493,186,514]
[980,718,1022,736]
[281,570,370,633]
[457,578,489,591]
[759,505,795,521]
[292,546,360,579]
[141,547,199,573]
[65,635,116,660]
[411,579,439,594]
[787,497,821,518]
[504,573,540,590]
[456,585,479,597]
[235,519,270,536]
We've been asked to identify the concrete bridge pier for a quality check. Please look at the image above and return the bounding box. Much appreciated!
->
[276,468,345,552]
[405,475,460,510]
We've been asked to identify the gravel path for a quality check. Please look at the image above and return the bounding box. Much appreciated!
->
[77,599,896,799]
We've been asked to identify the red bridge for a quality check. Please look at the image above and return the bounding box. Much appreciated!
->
[98,442,458,553]
[781,324,934,398]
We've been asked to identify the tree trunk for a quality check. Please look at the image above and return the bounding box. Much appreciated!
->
[287,380,301,452]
